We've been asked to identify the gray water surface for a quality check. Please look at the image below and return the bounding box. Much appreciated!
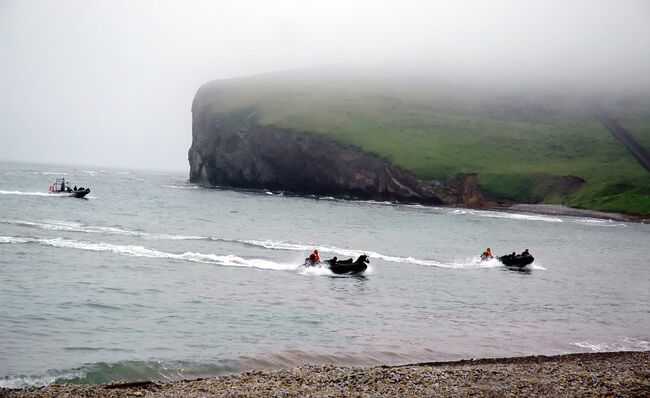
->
[1,162,648,387]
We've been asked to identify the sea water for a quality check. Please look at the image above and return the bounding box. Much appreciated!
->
[1,162,648,387]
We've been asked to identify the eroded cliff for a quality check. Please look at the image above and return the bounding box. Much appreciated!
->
[188,82,465,204]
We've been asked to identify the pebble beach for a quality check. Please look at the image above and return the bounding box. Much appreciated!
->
[3,351,648,397]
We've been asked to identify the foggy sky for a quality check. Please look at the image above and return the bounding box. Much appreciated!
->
[1,0,649,171]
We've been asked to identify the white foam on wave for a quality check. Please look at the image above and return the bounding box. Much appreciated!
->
[573,218,627,227]
[163,185,200,190]
[449,208,563,223]
[38,171,70,176]
[3,236,298,271]
[572,337,649,352]
[0,370,85,389]
[0,236,30,244]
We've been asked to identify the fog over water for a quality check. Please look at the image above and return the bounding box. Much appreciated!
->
[1,0,649,170]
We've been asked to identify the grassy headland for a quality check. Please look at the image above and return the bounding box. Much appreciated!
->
[198,70,650,215]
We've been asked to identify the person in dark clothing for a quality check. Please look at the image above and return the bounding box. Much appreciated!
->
[73,185,77,191]
[521,249,530,256]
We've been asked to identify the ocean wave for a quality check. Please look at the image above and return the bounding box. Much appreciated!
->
[2,236,297,271]
[572,337,650,352]
[0,360,233,389]
[163,185,200,190]
[0,350,417,388]
[37,171,70,176]
[573,218,627,227]
[449,209,563,223]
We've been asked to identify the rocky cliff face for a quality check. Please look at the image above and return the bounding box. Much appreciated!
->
[190,88,451,204]
[188,81,496,206]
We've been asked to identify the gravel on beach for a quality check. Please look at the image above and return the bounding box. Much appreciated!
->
[2,351,648,397]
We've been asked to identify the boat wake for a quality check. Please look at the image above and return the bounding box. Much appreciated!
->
[0,190,55,197]
[0,236,297,271]
[1,219,546,270]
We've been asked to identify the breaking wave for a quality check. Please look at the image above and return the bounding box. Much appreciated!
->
[163,184,200,190]
[449,209,564,223]
[0,349,419,388]
[572,337,650,352]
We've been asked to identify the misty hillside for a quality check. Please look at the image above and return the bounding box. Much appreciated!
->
[195,69,650,215]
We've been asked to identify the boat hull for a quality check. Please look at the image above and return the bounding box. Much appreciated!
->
[326,255,369,274]
[70,188,90,198]
[329,262,368,275]
[498,254,534,267]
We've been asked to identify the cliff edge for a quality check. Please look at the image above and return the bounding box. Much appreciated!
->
[188,81,491,205]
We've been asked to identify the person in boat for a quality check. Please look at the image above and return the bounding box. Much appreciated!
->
[73,185,77,191]
[521,249,530,256]
[305,249,320,266]
[60,179,65,192]
[329,256,338,265]
[481,247,493,260]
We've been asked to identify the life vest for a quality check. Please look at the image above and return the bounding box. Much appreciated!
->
[49,185,54,192]
[312,252,320,262]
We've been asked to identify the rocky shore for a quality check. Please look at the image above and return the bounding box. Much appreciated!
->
[3,351,648,397]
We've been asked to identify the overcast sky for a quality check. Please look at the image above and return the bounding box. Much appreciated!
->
[1,0,649,171]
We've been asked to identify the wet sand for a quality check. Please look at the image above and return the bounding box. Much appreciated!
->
[3,351,648,397]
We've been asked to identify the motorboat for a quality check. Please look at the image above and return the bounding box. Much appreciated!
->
[325,255,369,275]
[498,253,534,267]
[49,178,91,198]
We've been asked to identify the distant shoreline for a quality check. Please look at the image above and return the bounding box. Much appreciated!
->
[4,351,648,397]
[196,183,650,223]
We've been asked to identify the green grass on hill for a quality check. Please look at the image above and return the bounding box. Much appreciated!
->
[199,71,650,215]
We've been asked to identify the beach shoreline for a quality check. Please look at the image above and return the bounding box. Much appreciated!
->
[3,351,648,397]
[503,203,648,223]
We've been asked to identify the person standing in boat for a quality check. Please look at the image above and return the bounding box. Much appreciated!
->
[60,179,65,192]
[521,249,530,256]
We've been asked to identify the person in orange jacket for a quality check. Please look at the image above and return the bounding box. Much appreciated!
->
[306,249,320,265]
[481,247,493,260]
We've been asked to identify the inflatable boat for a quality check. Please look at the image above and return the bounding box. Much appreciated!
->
[325,255,369,275]
[498,254,534,267]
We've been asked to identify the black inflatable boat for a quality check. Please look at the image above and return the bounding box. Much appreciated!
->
[498,254,534,267]
[326,255,369,275]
